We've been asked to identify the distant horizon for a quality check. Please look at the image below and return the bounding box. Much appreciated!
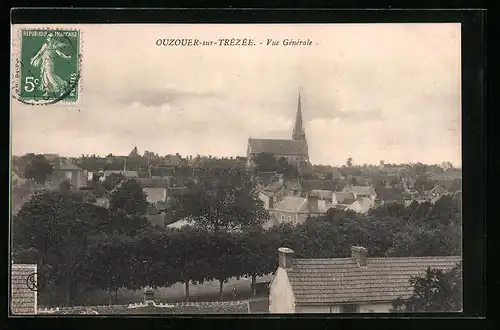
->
[11,24,461,167]
[11,151,461,168]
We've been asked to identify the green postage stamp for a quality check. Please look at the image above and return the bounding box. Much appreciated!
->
[13,28,81,104]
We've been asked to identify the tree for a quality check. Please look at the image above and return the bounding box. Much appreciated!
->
[167,227,214,301]
[12,191,110,305]
[109,179,148,216]
[85,231,137,304]
[59,179,71,193]
[179,169,269,234]
[392,265,462,312]
[346,157,353,168]
[207,231,244,300]
[102,173,126,191]
[238,228,276,295]
[24,154,54,184]
[253,152,277,172]
[276,157,299,180]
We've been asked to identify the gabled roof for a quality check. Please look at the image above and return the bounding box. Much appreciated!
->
[104,170,139,178]
[135,178,170,188]
[286,256,461,305]
[334,192,357,204]
[342,185,377,197]
[248,138,308,156]
[310,189,333,200]
[375,187,405,202]
[301,180,345,192]
[11,264,37,315]
[55,162,81,171]
[273,196,307,213]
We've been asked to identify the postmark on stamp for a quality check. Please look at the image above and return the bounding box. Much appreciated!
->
[13,28,81,105]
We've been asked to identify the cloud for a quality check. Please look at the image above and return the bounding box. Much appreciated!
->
[116,87,224,107]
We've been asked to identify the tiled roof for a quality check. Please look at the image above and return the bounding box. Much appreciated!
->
[273,196,307,213]
[356,197,374,214]
[310,189,333,200]
[248,138,308,156]
[301,180,345,192]
[375,187,405,202]
[104,170,139,178]
[135,178,170,188]
[287,256,461,304]
[11,264,37,315]
[342,185,377,197]
[334,192,357,204]
[56,162,81,171]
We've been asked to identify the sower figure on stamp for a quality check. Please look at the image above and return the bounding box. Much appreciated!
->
[29,33,71,97]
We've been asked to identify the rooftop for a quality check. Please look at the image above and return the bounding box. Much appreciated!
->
[286,256,461,304]
[248,138,308,156]
[11,264,37,315]
[342,185,377,197]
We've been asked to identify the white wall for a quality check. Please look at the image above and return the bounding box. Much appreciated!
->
[143,187,167,204]
[269,268,295,313]
[258,193,270,210]
[295,302,392,313]
[295,305,332,313]
[358,302,393,313]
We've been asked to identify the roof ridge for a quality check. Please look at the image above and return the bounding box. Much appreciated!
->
[294,256,461,262]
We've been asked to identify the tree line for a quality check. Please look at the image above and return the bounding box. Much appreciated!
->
[11,164,461,310]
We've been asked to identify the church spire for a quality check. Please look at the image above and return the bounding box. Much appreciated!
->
[292,92,306,141]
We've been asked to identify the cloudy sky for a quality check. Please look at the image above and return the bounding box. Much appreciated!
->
[11,23,461,166]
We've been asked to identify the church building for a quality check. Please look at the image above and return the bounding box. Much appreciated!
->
[247,93,310,170]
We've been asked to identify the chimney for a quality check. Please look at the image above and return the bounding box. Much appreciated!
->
[278,247,294,270]
[268,196,274,209]
[350,246,368,267]
[307,193,320,212]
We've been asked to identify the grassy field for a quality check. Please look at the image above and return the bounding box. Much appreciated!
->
[72,275,273,306]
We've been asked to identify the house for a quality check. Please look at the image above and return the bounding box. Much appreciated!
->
[11,170,27,187]
[11,264,37,315]
[333,192,356,205]
[375,187,405,204]
[135,178,170,204]
[427,185,450,204]
[268,247,461,313]
[101,170,139,182]
[50,161,88,189]
[258,191,275,210]
[310,189,333,203]
[269,195,328,226]
[341,185,377,200]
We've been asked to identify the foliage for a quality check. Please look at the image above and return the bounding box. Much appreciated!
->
[392,265,462,312]
[108,179,148,233]
[276,157,299,180]
[179,169,269,233]
[102,173,126,191]
[12,190,110,305]
[252,152,277,172]
[24,154,54,184]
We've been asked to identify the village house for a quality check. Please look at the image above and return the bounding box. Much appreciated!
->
[101,170,139,182]
[50,160,88,189]
[341,185,377,200]
[269,194,328,226]
[269,247,461,313]
[426,185,450,204]
[135,178,170,205]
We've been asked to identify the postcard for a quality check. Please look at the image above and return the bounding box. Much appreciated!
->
[10,23,462,315]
